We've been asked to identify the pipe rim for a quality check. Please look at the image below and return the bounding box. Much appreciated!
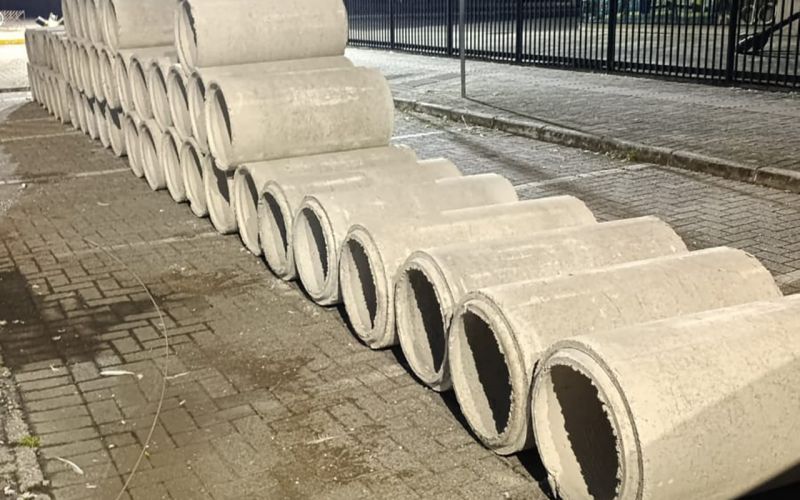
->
[123,114,143,177]
[161,130,186,202]
[167,68,192,139]
[448,294,529,454]
[260,184,295,278]
[94,101,111,148]
[84,97,98,139]
[179,140,209,217]
[100,49,120,107]
[205,85,233,168]
[106,107,126,157]
[293,199,338,302]
[114,54,132,113]
[231,170,261,256]
[102,0,119,51]
[395,253,456,390]
[204,160,237,234]
[130,60,152,118]
[187,73,208,149]
[340,226,390,348]
[139,123,164,190]
[176,1,197,71]
[532,346,641,500]
[88,46,104,102]
[148,64,172,130]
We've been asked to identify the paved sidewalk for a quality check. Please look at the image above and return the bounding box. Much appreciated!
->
[1,92,799,499]
[347,48,800,190]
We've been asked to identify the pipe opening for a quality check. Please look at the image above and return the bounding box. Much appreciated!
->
[131,61,151,117]
[177,1,197,70]
[341,239,379,331]
[398,268,447,375]
[294,208,330,294]
[163,134,184,201]
[123,118,139,172]
[188,75,207,145]
[150,67,170,128]
[114,55,131,110]
[181,143,205,210]
[260,192,290,272]
[206,163,236,232]
[544,365,621,499]
[454,310,512,436]
[208,87,232,165]
[168,71,191,137]
[235,173,260,253]
[102,0,119,50]
[140,128,160,187]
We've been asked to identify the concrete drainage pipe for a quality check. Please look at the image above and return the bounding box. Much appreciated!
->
[138,120,167,191]
[204,160,238,234]
[532,295,800,500]
[78,45,94,100]
[106,107,126,157]
[342,197,598,351]
[102,0,177,52]
[293,174,518,307]
[94,100,111,149]
[260,158,458,279]
[232,146,417,257]
[113,50,139,114]
[88,45,105,102]
[447,248,782,455]
[85,0,104,47]
[147,58,177,130]
[180,138,211,218]
[72,88,87,133]
[166,66,192,140]
[188,56,352,156]
[123,112,144,178]
[129,48,176,120]
[161,128,187,203]
[176,0,347,71]
[83,96,99,140]
[395,216,687,392]
[206,66,394,170]
[99,48,120,108]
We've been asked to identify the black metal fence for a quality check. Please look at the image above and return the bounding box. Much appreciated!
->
[345,0,800,89]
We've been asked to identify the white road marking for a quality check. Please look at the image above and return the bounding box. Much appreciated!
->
[0,167,130,186]
[514,164,655,190]
[392,131,446,140]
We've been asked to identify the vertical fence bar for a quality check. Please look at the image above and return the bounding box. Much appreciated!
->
[461,0,466,96]
[607,0,619,70]
[515,0,523,62]
[448,0,455,55]
[726,0,740,82]
[390,0,396,50]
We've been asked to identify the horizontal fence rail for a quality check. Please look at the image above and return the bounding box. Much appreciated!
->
[345,0,800,89]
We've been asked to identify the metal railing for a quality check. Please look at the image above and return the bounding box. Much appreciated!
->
[345,0,800,89]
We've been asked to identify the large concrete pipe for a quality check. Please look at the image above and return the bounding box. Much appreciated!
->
[94,100,111,149]
[123,112,144,178]
[342,198,598,351]
[176,0,347,71]
[85,0,104,45]
[72,88,87,134]
[206,66,393,170]
[166,66,192,140]
[138,120,167,191]
[129,48,176,120]
[99,47,121,108]
[180,138,211,217]
[162,128,187,203]
[62,0,77,38]
[78,44,94,99]
[204,160,238,234]
[447,248,781,456]
[83,95,99,140]
[244,147,418,269]
[532,295,800,500]
[113,50,135,113]
[147,59,176,130]
[188,57,352,155]
[102,0,177,52]
[88,45,105,102]
[106,107,126,157]
[260,158,460,278]
[395,217,688,392]
[293,174,519,307]
[67,41,83,93]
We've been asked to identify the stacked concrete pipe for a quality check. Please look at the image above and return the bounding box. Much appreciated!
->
[532,295,800,500]
[180,137,211,217]
[138,120,167,190]
[233,146,418,257]
[394,216,688,391]
[340,197,598,350]
[161,128,187,202]
[102,0,177,52]
[128,48,176,121]
[293,174,519,306]
[166,66,192,140]
[446,248,781,455]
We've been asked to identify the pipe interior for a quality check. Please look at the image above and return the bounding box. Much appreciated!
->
[341,239,379,331]
[151,68,170,125]
[453,310,513,437]
[188,76,207,143]
[115,55,131,109]
[206,164,232,221]
[209,88,232,163]
[542,365,622,500]
[399,268,447,375]
[164,135,182,190]
[168,73,190,135]
[261,192,290,269]
[294,208,330,294]
[103,0,118,50]
[177,2,197,70]
[131,62,150,115]
[141,129,158,177]
[181,145,203,203]
[235,174,260,251]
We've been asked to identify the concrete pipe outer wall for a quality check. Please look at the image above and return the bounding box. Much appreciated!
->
[166,65,192,140]
[93,99,111,149]
[180,137,211,218]
[138,119,167,191]
[176,0,347,71]
[447,248,782,456]
[206,66,394,171]
[395,216,688,392]
[129,48,177,120]
[259,158,460,279]
[204,160,238,234]
[341,197,598,351]
[188,56,353,156]
[106,106,127,157]
[103,0,177,52]
[148,58,177,130]
[532,295,800,500]
[123,111,144,178]
[232,146,418,257]
[162,128,187,203]
[292,174,519,307]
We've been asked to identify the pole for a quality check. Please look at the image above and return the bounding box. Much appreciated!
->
[460,0,466,97]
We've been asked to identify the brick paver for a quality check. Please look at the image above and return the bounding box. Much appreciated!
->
[347,48,800,176]
[0,92,798,499]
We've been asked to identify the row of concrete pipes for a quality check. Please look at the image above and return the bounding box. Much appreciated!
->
[25,1,800,498]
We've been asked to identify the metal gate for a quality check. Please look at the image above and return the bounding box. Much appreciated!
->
[345,0,800,89]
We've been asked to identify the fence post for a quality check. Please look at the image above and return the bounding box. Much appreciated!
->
[515,0,524,63]
[606,0,618,71]
[390,0,396,50]
[447,0,455,55]
[726,0,740,83]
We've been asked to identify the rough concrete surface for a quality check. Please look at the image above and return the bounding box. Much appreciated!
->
[1,88,799,499]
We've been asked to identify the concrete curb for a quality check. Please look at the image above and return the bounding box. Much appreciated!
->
[395,98,800,194]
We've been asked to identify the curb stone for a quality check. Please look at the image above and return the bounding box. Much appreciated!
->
[395,98,800,194]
